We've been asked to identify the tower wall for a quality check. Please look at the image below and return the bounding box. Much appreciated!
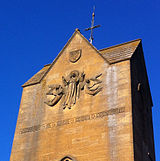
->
[130,43,155,161]
[10,33,135,161]
[10,32,155,161]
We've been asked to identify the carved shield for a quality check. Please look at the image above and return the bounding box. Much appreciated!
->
[69,49,81,63]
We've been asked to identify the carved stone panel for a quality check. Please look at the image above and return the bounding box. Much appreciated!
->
[44,84,63,106]
[45,70,102,110]
[85,73,103,96]
[62,70,85,109]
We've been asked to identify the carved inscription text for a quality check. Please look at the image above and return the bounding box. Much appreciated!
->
[20,107,125,134]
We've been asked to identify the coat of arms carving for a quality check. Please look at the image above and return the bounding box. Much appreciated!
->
[45,70,102,109]
[69,49,81,63]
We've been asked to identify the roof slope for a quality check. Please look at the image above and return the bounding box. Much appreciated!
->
[99,39,141,64]
[22,37,141,87]
[22,64,50,87]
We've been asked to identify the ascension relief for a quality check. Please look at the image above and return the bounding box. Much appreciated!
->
[45,70,102,109]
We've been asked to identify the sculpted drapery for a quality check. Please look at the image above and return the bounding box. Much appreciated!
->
[45,70,102,109]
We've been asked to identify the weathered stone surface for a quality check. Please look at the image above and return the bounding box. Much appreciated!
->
[10,30,155,161]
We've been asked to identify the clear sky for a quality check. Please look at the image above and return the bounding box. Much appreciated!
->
[0,0,160,160]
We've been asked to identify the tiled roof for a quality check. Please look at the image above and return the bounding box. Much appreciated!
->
[22,64,50,87]
[99,39,141,63]
[22,39,141,87]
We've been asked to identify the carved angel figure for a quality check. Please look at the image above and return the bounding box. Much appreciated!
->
[44,84,63,106]
[62,70,85,109]
[44,70,102,110]
[85,73,102,96]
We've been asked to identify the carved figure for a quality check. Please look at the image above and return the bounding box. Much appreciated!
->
[62,70,85,109]
[45,70,102,110]
[85,73,102,95]
[44,84,63,106]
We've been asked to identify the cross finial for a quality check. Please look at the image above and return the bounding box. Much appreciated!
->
[85,6,100,44]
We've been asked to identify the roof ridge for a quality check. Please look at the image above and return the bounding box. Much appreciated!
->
[99,38,141,51]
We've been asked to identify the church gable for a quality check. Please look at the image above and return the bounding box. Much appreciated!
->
[22,29,108,87]
[22,31,141,88]
[45,29,108,79]
[43,29,108,110]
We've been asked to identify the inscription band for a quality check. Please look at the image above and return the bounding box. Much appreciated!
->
[20,107,125,134]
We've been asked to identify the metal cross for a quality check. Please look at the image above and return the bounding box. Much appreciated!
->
[85,6,100,44]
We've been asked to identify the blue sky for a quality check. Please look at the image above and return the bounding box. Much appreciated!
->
[0,0,160,160]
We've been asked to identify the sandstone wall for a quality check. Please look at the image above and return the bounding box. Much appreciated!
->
[10,33,134,161]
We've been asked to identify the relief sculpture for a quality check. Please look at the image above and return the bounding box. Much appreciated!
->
[44,84,63,106]
[62,70,85,109]
[45,70,102,109]
[69,49,81,63]
[85,73,102,96]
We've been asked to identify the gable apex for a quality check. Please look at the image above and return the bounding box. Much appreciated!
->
[22,32,142,88]
[22,29,108,87]
[41,29,109,80]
